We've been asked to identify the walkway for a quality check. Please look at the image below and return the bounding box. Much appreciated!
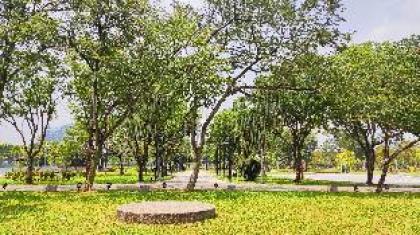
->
[1,170,420,193]
[271,172,420,186]
[164,170,228,189]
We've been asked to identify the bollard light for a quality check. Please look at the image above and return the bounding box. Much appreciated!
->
[76,182,82,192]
[353,185,359,192]
[106,182,112,190]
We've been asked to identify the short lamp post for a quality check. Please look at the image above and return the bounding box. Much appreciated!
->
[76,182,83,192]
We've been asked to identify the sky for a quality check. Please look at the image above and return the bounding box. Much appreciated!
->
[1,0,420,144]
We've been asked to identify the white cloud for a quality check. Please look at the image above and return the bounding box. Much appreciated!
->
[350,0,420,42]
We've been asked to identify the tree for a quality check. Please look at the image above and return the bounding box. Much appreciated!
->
[328,41,419,190]
[254,54,330,182]
[186,0,348,189]
[328,44,394,184]
[63,0,163,190]
[1,76,58,184]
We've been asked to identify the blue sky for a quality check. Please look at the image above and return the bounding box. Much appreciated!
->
[1,0,419,144]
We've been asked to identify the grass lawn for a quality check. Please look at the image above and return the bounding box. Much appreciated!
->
[0,168,173,185]
[1,191,419,234]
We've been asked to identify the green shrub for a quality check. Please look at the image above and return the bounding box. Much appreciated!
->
[242,159,261,181]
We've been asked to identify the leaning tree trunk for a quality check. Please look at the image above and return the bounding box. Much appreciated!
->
[187,146,203,190]
[376,133,390,193]
[376,161,391,193]
[25,154,35,184]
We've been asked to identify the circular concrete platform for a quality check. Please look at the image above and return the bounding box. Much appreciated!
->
[117,201,216,224]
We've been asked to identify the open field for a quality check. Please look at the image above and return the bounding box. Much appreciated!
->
[1,191,419,234]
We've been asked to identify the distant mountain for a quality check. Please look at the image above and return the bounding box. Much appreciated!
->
[46,125,72,141]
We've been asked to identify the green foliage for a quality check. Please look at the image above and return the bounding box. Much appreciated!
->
[334,149,360,170]
[328,42,419,135]
[0,191,419,234]
[0,1,60,105]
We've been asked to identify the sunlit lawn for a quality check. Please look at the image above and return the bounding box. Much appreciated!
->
[0,191,419,234]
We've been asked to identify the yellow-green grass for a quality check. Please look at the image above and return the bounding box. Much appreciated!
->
[0,168,172,185]
[1,191,419,234]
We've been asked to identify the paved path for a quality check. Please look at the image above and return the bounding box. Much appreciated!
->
[268,172,420,186]
[1,170,420,193]
[164,170,228,189]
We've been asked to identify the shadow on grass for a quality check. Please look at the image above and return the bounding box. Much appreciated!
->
[0,192,45,223]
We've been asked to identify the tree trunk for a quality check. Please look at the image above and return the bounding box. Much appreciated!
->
[187,146,202,190]
[84,73,101,191]
[154,134,160,180]
[25,154,34,184]
[85,138,102,191]
[228,158,233,181]
[215,147,219,176]
[376,134,390,192]
[85,157,97,190]
[222,153,226,177]
[143,139,149,181]
[85,151,92,187]
[162,151,167,177]
[119,155,124,176]
[260,134,266,178]
[365,148,375,185]
[136,156,144,182]
[292,140,303,183]
[377,161,391,193]
[0,76,7,106]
